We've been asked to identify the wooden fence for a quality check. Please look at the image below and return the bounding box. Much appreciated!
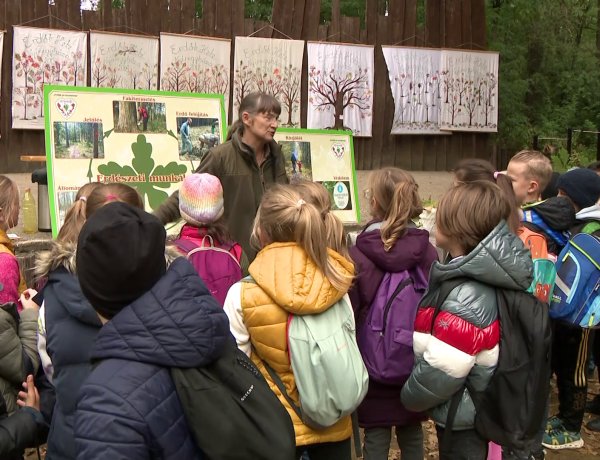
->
[0,0,491,173]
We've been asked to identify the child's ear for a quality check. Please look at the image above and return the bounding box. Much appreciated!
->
[527,179,540,195]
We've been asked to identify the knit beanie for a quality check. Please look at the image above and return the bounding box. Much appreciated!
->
[179,173,225,226]
[556,168,600,210]
[76,202,167,320]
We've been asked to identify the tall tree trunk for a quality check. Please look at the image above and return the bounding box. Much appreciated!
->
[117,102,138,132]
[334,94,344,129]
[93,124,99,158]
[65,124,70,147]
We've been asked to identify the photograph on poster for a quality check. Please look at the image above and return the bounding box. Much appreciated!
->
[279,140,312,181]
[319,181,353,211]
[112,101,167,133]
[57,190,78,226]
[53,122,104,159]
[176,116,220,161]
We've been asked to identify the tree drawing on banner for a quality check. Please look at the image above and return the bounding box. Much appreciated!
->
[141,63,158,90]
[161,62,229,96]
[14,50,84,121]
[439,51,498,131]
[234,61,254,108]
[280,64,301,126]
[308,66,372,130]
[162,61,189,92]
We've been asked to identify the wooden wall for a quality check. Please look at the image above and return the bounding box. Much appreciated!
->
[0,0,490,173]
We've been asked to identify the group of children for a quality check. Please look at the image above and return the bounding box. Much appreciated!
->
[0,147,598,460]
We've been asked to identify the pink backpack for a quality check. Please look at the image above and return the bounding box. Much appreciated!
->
[173,235,242,306]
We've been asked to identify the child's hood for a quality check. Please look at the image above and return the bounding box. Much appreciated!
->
[430,221,533,291]
[355,224,435,272]
[524,197,576,231]
[248,242,354,315]
[575,204,600,223]
[91,258,231,368]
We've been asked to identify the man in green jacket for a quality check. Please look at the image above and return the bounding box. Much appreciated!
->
[155,92,289,261]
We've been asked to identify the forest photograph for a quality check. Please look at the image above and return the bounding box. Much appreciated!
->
[112,101,167,134]
[279,140,313,181]
[176,116,220,162]
[53,122,104,159]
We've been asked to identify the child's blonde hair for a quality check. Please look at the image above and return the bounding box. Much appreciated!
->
[85,183,144,218]
[251,184,353,292]
[437,181,512,255]
[510,150,553,193]
[0,175,19,231]
[367,168,423,252]
[293,180,349,258]
[57,183,102,244]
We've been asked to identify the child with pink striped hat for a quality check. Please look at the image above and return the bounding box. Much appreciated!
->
[172,173,247,305]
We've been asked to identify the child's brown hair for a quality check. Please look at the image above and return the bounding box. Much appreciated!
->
[509,150,553,193]
[251,184,353,292]
[453,158,520,233]
[85,183,144,218]
[57,183,102,244]
[437,181,512,255]
[367,168,423,252]
[293,180,349,258]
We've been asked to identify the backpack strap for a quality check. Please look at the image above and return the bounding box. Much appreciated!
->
[441,388,466,449]
[262,361,304,421]
[582,221,600,235]
[430,277,469,334]
[172,238,199,254]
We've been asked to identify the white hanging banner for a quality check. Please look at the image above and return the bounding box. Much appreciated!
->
[233,37,304,127]
[160,33,231,116]
[307,42,374,137]
[382,46,447,135]
[90,31,159,90]
[439,50,498,132]
[12,26,87,130]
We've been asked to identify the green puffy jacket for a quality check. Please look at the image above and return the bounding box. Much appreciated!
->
[154,131,289,261]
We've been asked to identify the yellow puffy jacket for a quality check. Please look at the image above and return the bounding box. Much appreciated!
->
[241,242,354,447]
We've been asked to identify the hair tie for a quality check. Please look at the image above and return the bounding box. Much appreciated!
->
[493,171,500,180]
[296,199,306,208]
[105,194,119,202]
[79,196,87,202]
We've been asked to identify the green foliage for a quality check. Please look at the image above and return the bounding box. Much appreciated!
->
[320,0,367,25]
[487,0,600,160]
[245,0,273,21]
[97,135,187,209]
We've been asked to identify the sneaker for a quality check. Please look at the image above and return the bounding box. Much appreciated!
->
[545,415,563,432]
[541,427,584,450]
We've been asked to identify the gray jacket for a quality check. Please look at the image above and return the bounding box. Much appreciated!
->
[401,221,532,430]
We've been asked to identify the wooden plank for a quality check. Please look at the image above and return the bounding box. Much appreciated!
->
[0,0,6,29]
[146,0,163,36]
[170,0,182,34]
[231,0,245,38]
[471,0,486,48]
[461,0,472,48]
[291,0,306,39]
[425,0,441,47]
[160,0,171,34]
[272,0,287,37]
[341,16,360,43]
[423,136,439,171]
[388,0,404,45]
[404,0,417,47]
[244,18,255,36]
[34,0,50,28]
[330,0,341,40]
[215,0,231,38]
[445,0,461,48]
[299,45,308,128]
[102,0,112,27]
[317,24,328,41]
[365,0,378,45]
[181,0,195,34]
[303,0,321,41]
[369,14,390,170]
[67,0,82,29]
[203,0,216,36]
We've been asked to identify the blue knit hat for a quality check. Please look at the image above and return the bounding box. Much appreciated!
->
[557,168,600,210]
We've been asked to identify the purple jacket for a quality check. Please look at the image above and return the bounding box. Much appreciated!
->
[349,222,437,428]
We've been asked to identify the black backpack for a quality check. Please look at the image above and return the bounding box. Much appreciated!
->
[171,338,296,460]
[434,279,552,451]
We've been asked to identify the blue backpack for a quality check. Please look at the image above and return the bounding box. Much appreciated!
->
[550,222,600,327]
[356,268,428,385]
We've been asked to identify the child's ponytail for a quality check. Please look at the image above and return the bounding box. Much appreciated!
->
[57,182,101,244]
[380,179,422,251]
[254,185,353,292]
